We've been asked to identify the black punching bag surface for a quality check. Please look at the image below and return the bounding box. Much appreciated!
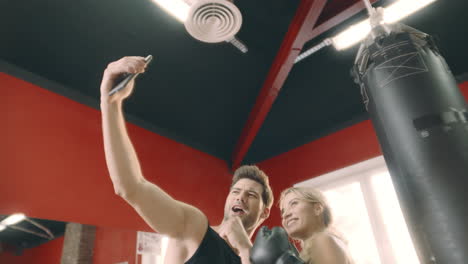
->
[352,24,468,264]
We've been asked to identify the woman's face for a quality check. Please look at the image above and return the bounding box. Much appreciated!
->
[280,191,321,240]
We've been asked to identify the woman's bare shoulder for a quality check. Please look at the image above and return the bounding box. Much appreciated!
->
[303,231,351,264]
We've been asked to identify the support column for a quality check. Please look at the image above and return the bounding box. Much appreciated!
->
[61,223,96,264]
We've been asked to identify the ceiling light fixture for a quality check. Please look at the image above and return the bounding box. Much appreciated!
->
[333,0,437,50]
[151,0,190,22]
[0,214,55,239]
[295,0,437,63]
[383,0,436,24]
[1,213,26,226]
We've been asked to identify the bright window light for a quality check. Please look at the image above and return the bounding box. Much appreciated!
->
[1,213,26,226]
[0,224,6,232]
[332,0,437,50]
[161,236,169,263]
[138,232,169,264]
[372,172,420,264]
[296,156,421,264]
[151,0,190,22]
[324,183,382,264]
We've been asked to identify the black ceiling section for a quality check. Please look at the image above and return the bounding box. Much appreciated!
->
[0,0,300,162]
[243,44,369,164]
[1,0,466,165]
[0,216,66,251]
[456,72,468,83]
[244,0,468,164]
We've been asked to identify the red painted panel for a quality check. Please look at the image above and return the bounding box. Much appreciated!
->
[0,72,232,231]
[308,0,378,41]
[460,81,468,99]
[316,0,362,24]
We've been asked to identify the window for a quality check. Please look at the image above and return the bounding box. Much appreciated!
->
[295,156,420,264]
[137,231,169,264]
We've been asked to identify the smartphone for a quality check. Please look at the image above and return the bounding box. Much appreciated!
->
[108,55,153,96]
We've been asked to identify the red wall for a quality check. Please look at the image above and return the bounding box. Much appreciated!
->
[1,72,233,263]
[0,237,64,264]
[260,81,468,228]
[1,72,232,231]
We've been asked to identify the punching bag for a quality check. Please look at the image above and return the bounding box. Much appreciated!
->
[352,24,468,264]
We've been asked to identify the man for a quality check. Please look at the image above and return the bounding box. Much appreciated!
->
[100,56,274,264]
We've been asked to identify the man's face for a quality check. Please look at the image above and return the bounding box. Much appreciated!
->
[223,178,268,230]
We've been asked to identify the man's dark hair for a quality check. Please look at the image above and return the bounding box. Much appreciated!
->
[231,165,274,209]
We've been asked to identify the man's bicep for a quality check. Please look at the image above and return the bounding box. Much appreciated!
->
[125,179,206,238]
[165,209,209,264]
[180,202,209,243]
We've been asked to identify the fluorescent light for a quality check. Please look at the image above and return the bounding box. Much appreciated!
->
[0,224,6,231]
[151,0,190,22]
[1,213,26,226]
[332,19,372,50]
[384,0,437,24]
[332,0,437,50]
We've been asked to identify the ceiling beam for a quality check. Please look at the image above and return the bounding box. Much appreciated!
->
[306,0,379,41]
[231,0,327,169]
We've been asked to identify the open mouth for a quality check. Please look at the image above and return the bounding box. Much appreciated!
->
[231,205,246,214]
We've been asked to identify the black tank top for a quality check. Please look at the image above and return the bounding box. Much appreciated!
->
[185,226,241,264]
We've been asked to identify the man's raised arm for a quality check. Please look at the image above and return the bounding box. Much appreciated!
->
[99,56,207,240]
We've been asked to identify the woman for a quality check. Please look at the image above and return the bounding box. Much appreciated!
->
[279,187,354,264]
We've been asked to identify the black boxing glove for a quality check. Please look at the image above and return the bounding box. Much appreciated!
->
[250,226,305,264]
